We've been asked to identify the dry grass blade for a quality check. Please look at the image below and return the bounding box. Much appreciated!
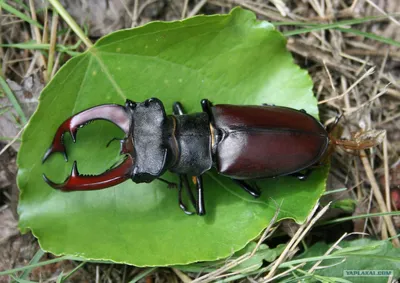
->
[172,268,192,283]
[0,125,25,156]
[361,151,400,247]
[344,87,388,115]
[28,0,47,81]
[270,0,289,17]
[308,232,367,273]
[188,0,208,17]
[193,253,251,283]
[318,67,375,104]
[181,0,189,18]
[47,11,59,80]
[261,262,306,283]
[264,202,331,280]
[365,0,400,26]
[251,200,281,256]
[383,137,390,212]
[230,0,290,22]
[192,204,281,283]
[48,0,93,48]
[131,0,139,27]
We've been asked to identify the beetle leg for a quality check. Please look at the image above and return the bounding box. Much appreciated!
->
[327,112,344,134]
[201,99,216,126]
[181,174,197,212]
[195,175,206,216]
[42,104,131,163]
[231,179,261,198]
[177,175,194,215]
[172,102,185,115]
[43,155,134,191]
[157,177,177,189]
[290,169,313,181]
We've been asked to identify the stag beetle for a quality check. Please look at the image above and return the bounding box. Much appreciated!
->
[42,99,329,215]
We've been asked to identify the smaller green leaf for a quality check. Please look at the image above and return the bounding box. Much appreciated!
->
[331,199,356,213]
[175,242,285,273]
[232,242,286,273]
[295,238,400,283]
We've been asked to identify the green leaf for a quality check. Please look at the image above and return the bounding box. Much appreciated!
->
[17,8,328,266]
[295,238,400,283]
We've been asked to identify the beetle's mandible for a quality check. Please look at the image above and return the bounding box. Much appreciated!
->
[42,99,330,215]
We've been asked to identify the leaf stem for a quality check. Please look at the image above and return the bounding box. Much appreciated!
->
[47,0,93,49]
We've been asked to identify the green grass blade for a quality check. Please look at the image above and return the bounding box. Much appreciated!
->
[60,261,86,282]
[0,42,51,50]
[275,15,387,27]
[322,188,347,195]
[0,137,21,141]
[10,276,37,283]
[0,76,28,125]
[0,42,81,56]
[0,256,80,276]
[320,211,400,226]
[18,249,45,279]
[129,268,157,283]
[48,0,93,48]
[8,0,29,11]
[0,0,43,29]
[281,15,399,36]
[56,271,64,283]
[0,107,11,116]
[279,15,400,47]
[280,275,315,283]
[335,27,400,47]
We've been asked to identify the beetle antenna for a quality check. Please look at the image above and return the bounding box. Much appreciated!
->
[327,112,344,134]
